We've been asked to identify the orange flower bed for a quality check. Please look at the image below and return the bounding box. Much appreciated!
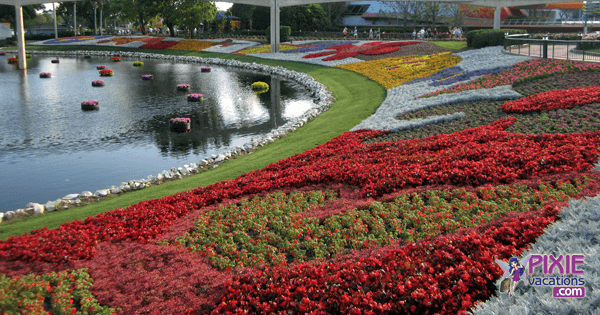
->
[167,40,218,51]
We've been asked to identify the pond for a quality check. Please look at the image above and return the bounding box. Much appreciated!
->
[0,54,318,213]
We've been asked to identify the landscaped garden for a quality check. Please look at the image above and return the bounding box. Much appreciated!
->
[0,37,598,314]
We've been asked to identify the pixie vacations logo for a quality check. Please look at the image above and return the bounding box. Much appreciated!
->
[495,254,586,298]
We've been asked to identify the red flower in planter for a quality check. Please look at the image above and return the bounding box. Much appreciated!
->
[303,41,420,61]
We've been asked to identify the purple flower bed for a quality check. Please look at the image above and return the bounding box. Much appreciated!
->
[42,35,113,45]
[281,41,358,54]
[404,66,510,86]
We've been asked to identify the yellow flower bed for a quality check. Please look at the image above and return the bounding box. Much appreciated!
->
[235,44,300,55]
[167,40,218,51]
[336,52,462,89]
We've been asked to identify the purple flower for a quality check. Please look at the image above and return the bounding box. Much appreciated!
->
[177,84,190,88]
[142,74,153,78]
[81,100,99,106]
[40,72,51,76]
[281,41,358,53]
[92,80,105,84]
[187,93,203,98]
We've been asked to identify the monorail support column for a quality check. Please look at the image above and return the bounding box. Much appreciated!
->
[15,4,26,70]
[494,6,502,30]
[270,0,280,53]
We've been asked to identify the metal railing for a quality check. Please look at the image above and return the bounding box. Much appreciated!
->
[504,35,600,62]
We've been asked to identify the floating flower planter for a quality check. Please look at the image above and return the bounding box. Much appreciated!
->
[99,69,114,76]
[112,56,121,62]
[7,58,18,64]
[141,74,153,80]
[81,100,99,110]
[187,93,203,102]
[251,81,269,93]
[39,72,51,78]
[51,59,59,63]
[92,80,105,87]
[201,67,211,72]
[97,65,107,70]
[84,55,92,58]
[133,61,144,67]
[169,117,191,132]
[0,51,5,56]
[176,84,190,91]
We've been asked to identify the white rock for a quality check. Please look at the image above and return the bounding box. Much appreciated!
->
[16,209,30,216]
[80,191,93,197]
[138,183,146,189]
[147,175,157,183]
[156,173,165,181]
[215,154,227,162]
[4,211,15,220]
[111,187,121,194]
[62,193,79,200]
[178,167,189,175]
[162,170,172,179]
[0,212,3,223]
[45,200,60,212]
[94,189,110,197]
[32,203,45,215]
[132,182,141,190]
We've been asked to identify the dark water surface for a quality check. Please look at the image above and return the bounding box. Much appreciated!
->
[0,54,317,213]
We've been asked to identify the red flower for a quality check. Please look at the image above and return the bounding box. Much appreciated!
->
[303,41,420,61]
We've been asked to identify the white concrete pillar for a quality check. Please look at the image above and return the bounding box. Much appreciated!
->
[270,0,280,53]
[53,2,58,39]
[494,6,502,30]
[74,1,77,36]
[15,5,26,70]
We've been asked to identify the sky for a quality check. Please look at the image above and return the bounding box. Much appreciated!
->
[42,2,233,11]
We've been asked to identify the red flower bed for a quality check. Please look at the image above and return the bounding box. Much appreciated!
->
[502,85,600,113]
[213,205,559,314]
[1,118,599,265]
[303,41,420,61]
[139,38,180,49]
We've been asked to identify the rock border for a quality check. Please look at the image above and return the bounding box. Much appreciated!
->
[0,49,335,224]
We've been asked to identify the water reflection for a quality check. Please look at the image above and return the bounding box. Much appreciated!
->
[0,54,317,212]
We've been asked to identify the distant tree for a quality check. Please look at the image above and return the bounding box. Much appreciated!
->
[160,0,216,37]
[320,2,347,28]
[251,6,270,30]
[109,0,157,34]
[230,4,254,29]
[446,4,475,28]
[379,1,425,28]
[0,4,43,28]
[252,4,329,31]
[423,2,446,28]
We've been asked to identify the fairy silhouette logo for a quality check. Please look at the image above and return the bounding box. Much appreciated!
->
[495,254,586,298]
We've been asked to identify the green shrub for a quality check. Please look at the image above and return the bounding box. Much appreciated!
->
[467,28,526,48]
[265,25,291,42]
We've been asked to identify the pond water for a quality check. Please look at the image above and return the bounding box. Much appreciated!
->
[0,54,317,213]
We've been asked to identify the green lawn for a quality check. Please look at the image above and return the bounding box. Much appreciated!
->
[430,40,468,50]
[0,45,386,239]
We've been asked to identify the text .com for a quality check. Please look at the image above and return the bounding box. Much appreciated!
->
[553,287,586,298]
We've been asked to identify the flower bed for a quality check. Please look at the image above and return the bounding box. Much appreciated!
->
[99,69,113,76]
[234,44,304,55]
[303,41,420,61]
[0,269,116,314]
[420,58,600,98]
[176,84,190,91]
[167,40,217,51]
[92,80,105,87]
[141,74,153,80]
[112,56,121,62]
[39,72,51,78]
[501,85,600,113]
[138,37,180,49]
[169,117,191,132]
[81,100,99,110]
[337,52,462,89]
[187,93,203,102]
[133,61,144,66]
[251,81,269,92]
[96,65,106,70]
[7,58,17,64]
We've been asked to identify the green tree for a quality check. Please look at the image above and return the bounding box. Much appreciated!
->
[0,4,43,29]
[229,3,254,29]
[251,4,329,31]
[108,0,158,34]
[320,2,347,28]
[157,0,216,37]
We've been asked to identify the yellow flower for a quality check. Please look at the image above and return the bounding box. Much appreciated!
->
[167,40,218,51]
[336,52,462,89]
[235,45,301,55]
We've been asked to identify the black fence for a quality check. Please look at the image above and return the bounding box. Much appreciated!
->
[504,36,600,62]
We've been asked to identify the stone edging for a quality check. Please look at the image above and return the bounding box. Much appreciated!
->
[0,50,335,224]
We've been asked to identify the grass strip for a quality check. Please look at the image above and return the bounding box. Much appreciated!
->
[0,45,386,239]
